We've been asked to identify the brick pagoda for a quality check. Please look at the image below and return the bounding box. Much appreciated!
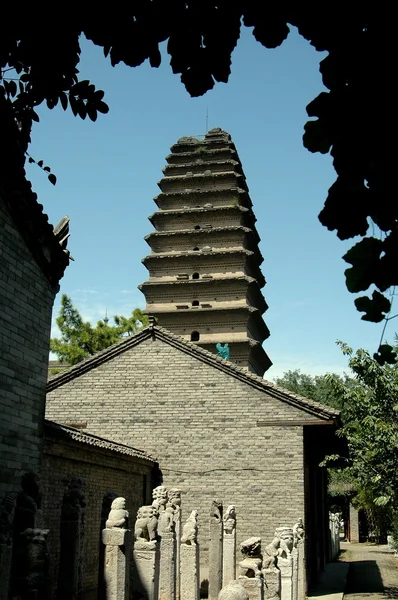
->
[139,128,271,375]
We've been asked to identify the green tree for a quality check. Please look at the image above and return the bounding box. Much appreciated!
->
[50,294,149,365]
[330,342,398,510]
[274,369,352,410]
[0,6,395,348]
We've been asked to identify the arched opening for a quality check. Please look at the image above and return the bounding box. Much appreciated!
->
[194,225,201,230]
[192,300,199,307]
[192,272,200,279]
[191,331,200,341]
[193,247,200,251]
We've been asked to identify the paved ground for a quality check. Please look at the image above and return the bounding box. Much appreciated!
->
[307,542,398,600]
[339,542,398,599]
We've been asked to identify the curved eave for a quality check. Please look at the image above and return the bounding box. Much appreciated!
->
[154,187,253,209]
[144,225,252,241]
[139,274,256,289]
[162,159,242,175]
[148,204,249,222]
[157,172,248,194]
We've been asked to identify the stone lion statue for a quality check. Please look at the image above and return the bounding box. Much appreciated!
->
[239,537,262,578]
[106,497,129,529]
[134,505,158,542]
[181,510,198,545]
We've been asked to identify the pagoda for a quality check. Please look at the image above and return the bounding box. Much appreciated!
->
[139,128,271,375]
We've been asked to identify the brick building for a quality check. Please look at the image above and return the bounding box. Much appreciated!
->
[140,128,271,375]
[46,324,340,586]
[0,185,69,498]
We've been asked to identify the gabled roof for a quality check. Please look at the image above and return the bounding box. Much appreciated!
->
[48,325,340,423]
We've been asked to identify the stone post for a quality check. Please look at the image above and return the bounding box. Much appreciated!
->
[133,542,160,600]
[209,500,223,600]
[102,528,131,600]
[168,489,182,600]
[180,510,199,600]
[349,504,359,543]
[275,528,294,600]
[101,496,131,600]
[222,505,236,586]
[159,520,176,600]
[292,519,305,600]
[57,478,85,600]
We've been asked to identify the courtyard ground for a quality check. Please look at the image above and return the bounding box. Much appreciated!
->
[307,542,398,599]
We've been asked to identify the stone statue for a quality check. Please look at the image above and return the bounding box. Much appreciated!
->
[61,477,86,522]
[275,527,293,559]
[293,518,304,547]
[19,528,51,599]
[167,488,181,512]
[223,505,236,534]
[210,500,223,525]
[152,485,168,514]
[181,510,198,545]
[262,536,280,570]
[216,343,230,360]
[238,537,262,578]
[106,497,129,529]
[158,506,175,534]
[134,505,158,542]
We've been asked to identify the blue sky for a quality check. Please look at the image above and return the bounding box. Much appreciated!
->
[26,26,387,379]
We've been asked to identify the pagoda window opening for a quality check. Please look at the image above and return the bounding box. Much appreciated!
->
[191,331,200,341]
[192,300,200,307]
[193,247,200,251]
[192,273,200,279]
[194,225,201,230]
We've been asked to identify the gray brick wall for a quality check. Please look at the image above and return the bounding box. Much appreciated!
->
[46,337,321,560]
[0,194,56,497]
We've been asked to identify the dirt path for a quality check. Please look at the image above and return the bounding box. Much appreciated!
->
[339,542,398,599]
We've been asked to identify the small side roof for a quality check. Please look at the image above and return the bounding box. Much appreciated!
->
[47,324,340,423]
[44,420,157,463]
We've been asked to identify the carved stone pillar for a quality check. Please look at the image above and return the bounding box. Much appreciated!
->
[275,527,294,600]
[180,541,199,600]
[222,505,236,586]
[209,500,223,600]
[168,489,182,600]
[57,478,85,600]
[263,569,280,600]
[133,543,160,600]
[159,530,176,600]
[102,527,131,600]
[292,519,305,600]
